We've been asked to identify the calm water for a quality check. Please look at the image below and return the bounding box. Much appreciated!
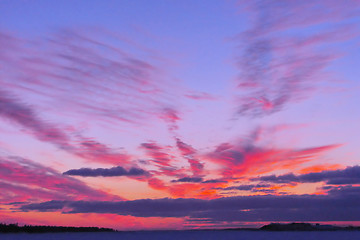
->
[1,231,360,240]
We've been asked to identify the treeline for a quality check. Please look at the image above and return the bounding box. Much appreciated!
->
[0,223,115,233]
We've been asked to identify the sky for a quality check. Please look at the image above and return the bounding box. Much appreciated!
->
[0,0,360,230]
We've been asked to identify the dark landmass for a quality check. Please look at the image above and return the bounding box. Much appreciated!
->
[2,222,360,233]
[0,223,115,233]
[221,223,360,232]
[259,223,360,231]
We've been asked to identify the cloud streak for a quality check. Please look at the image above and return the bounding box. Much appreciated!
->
[0,155,120,204]
[235,0,360,117]
[140,141,182,177]
[176,138,204,176]
[0,90,131,165]
[0,29,181,127]
[0,90,70,149]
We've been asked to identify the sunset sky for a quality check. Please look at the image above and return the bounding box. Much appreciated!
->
[1,0,360,230]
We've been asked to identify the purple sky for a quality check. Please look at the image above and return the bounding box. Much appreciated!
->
[0,0,360,230]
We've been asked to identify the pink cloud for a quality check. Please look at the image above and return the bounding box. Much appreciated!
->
[140,141,182,177]
[184,92,217,101]
[0,155,121,204]
[0,30,183,128]
[73,138,131,165]
[235,0,360,117]
[176,138,204,176]
[159,107,181,133]
[207,140,341,179]
[0,90,71,149]
[0,90,133,165]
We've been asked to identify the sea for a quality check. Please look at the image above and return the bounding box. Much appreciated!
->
[1,231,360,240]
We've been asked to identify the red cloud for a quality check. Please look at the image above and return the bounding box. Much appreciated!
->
[207,141,341,179]
[147,178,167,190]
[298,164,343,174]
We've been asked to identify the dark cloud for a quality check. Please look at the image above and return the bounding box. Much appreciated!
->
[172,177,227,184]
[253,165,360,185]
[223,185,254,191]
[253,173,298,183]
[19,200,68,212]
[325,185,360,196]
[222,184,271,191]
[172,177,203,183]
[63,166,148,177]
[202,179,227,184]
[19,186,360,222]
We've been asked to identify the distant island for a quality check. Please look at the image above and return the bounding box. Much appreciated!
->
[257,223,360,231]
[258,223,360,231]
[0,223,115,233]
[223,223,360,232]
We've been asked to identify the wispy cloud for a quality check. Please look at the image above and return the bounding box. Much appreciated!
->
[140,141,182,177]
[0,155,120,204]
[0,90,70,149]
[73,138,131,165]
[184,92,217,101]
[0,29,183,128]
[235,0,360,117]
[0,90,131,165]
[176,138,204,176]
[160,107,181,133]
